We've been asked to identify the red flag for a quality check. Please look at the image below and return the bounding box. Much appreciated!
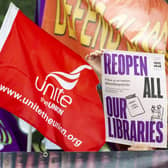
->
[0,3,105,151]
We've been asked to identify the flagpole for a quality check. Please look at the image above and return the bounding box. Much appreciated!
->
[27,125,32,152]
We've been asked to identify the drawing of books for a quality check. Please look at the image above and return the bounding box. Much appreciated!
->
[126,94,145,117]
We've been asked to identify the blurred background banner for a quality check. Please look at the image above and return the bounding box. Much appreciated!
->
[37,0,168,68]
[0,109,27,152]
[1,151,168,168]
[35,0,45,26]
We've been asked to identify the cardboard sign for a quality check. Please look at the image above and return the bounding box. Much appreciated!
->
[102,50,167,148]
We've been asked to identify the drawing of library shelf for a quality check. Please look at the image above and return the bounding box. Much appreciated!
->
[151,105,163,121]
[126,94,145,117]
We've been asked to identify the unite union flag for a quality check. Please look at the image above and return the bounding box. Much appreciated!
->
[0,3,105,151]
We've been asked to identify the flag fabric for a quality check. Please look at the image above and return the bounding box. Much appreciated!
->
[0,3,105,151]
[0,109,27,152]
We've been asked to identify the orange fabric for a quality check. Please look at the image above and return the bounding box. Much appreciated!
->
[42,0,168,66]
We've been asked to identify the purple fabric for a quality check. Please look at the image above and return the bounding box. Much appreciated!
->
[35,0,45,26]
[0,109,27,151]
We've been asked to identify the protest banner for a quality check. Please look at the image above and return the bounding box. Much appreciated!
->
[39,0,168,68]
[102,50,167,148]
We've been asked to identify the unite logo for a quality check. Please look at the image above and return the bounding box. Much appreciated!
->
[35,65,92,109]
